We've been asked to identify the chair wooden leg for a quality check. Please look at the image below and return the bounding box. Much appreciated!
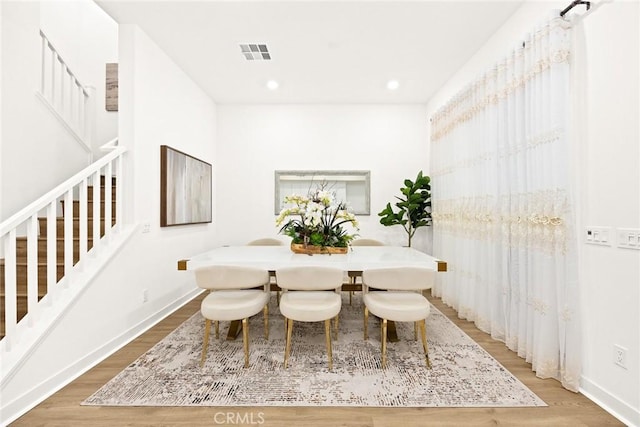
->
[381,318,388,368]
[364,306,369,340]
[214,320,219,339]
[349,291,353,305]
[284,318,293,368]
[325,319,333,371]
[334,315,339,339]
[284,316,287,339]
[419,319,432,369]
[242,318,249,368]
[201,319,212,367]
[414,321,418,341]
[264,305,269,339]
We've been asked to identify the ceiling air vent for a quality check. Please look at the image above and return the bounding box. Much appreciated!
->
[240,43,271,61]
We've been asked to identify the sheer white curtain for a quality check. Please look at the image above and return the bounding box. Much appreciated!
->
[430,13,581,391]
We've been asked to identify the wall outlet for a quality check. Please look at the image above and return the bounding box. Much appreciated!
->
[613,344,627,369]
[142,223,151,234]
[142,289,149,303]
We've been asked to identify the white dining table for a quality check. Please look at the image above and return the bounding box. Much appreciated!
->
[177,245,447,273]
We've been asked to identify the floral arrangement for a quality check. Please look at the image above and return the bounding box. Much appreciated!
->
[276,188,359,248]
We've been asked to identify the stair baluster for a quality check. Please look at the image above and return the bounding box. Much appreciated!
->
[0,144,125,341]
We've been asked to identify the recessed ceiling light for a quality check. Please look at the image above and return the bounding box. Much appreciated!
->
[387,80,400,90]
[266,80,279,90]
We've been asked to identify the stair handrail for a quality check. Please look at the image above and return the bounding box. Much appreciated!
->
[39,30,90,99]
[0,144,125,235]
[99,137,119,152]
[37,29,94,161]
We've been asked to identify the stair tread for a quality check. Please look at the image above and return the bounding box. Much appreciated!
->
[15,236,97,241]
[0,259,65,267]
[37,217,113,222]
[56,219,114,222]
[0,292,46,297]
[39,217,107,220]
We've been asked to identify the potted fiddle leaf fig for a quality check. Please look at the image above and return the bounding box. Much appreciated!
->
[378,171,432,247]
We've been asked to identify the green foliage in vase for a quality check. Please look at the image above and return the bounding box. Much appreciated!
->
[378,171,432,247]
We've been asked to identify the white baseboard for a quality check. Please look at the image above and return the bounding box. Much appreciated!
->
[581,376,640,427]
[1,287,203,426]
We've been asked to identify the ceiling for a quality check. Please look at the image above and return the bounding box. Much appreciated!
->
[96,1,523,104]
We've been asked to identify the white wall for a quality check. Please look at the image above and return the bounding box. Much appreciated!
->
[216,104,431,252]
[1,24,218,417]
[0,0,118,221]
[426,1,640,425]
[576,2,640,424]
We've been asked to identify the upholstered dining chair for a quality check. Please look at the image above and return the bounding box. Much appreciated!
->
[194,265,271,368]
[275,266,344,370]
[362,267,436,369]
[350,238,385,247]
[346,238,385,305]
[247,237,284,303]
[246,237,284,246]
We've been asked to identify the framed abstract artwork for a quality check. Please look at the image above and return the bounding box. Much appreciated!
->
[105,63,118,111]
[160,145,212,227]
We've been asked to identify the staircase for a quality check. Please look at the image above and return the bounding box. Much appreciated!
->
[0,146,126,353]
[0,178,117,338]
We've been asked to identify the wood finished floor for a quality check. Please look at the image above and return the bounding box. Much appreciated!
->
[12,292,623,427]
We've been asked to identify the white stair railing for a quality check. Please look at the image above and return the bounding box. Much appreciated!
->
[0,141,125,351]
[37,30,94,161]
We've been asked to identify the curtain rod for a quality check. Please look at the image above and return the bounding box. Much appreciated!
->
[560,0,591,17]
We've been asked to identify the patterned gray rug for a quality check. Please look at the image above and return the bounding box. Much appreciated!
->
[83,294,546,407]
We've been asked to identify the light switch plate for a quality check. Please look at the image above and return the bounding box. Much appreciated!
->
[585,226,612,246]
[617,228,640,250]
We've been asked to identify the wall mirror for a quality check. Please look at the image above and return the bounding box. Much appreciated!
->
[275,170,370,215]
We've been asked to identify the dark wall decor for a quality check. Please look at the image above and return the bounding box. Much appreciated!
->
[160,145,212,227]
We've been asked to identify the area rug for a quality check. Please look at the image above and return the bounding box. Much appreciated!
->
[82,294,546,407]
